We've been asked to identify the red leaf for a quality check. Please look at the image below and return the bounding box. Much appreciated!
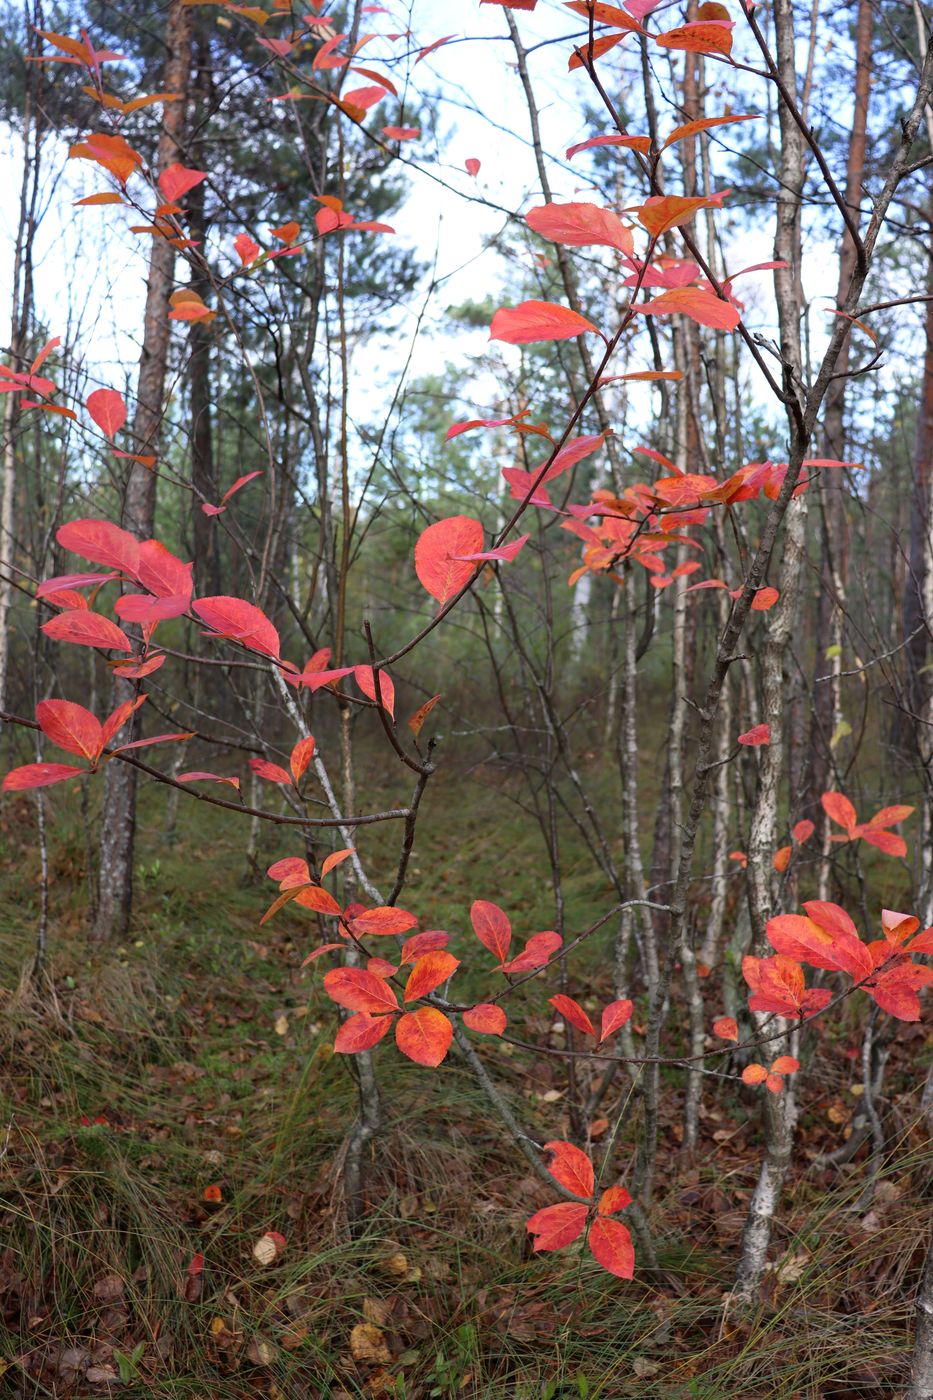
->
[588,1216,635,1279]
[321,848,353,877]
[544,1140,594,1199]
[633,287,740,331]
[100,696,147,747]
[742,1063,768,1086]
[821,791,857,834]
[742,953,830,1018]
[234,232,260,266]
[866,804,914,829]
[867,963,933,1021]
[177,770,240,791]
[354,665,395,718]
[334,1011,393,1053]
[37,571,119,598]
[712,1016,738,1041]
[738,724,770,747]
[290,736,316,784]
[323,967,399,1014]
[415,516,484,605]
[415,34,455,63]
[566,132,651,159]
[193,596,280,658]
[137,539,192,600]
[500,930,562,973]
[770,1055,799,1075]
[526,1201,588,1252]
[86,387,126,438]
[452,533,530,565]
[395,1007,453,1066]
[462,1003,507,1035]
[349,906,418,937]
[112,654,165,678]
[400,930,449,963]
[36,699,103,761]
[57,518,141,576]
[598,998,633,1043]
[249,757,292,785]
[470,899,512,962]
[2,762,87,791]
[549,993,595,1037]
[526,202,633,256]
[403,950,460,1001]
[792,819,815,843]
[859,828,907,857]
[158,163,206,201]
[42,609,132,651]
[465,157,481,176]
[383,125,419,140]
[112,731,193,754]
[490,300,599,345]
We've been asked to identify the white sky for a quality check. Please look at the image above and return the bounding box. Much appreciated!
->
[0,0,871,466]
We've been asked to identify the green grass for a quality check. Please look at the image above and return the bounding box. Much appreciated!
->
[0,758,930,1397]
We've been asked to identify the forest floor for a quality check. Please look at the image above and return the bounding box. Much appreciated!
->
[0,755,931,1399]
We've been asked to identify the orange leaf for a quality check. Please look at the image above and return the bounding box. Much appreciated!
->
[290,735,316,784]
[462,1003,507,1035]
[712,1016,738,1041]
[742,1062,768,1086]
[526,201,633,256]
[394,1007,453,1066]
[403,950,460,1001]
[407,693,441,738]
[489,300,600,345]
[349,906,418,937]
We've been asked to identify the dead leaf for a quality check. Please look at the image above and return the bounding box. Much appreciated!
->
[349,1322,391,1364]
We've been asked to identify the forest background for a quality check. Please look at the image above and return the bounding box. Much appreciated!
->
[2,0,933,1397]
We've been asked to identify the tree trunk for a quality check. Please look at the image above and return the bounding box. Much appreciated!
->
[93,0,192,941]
